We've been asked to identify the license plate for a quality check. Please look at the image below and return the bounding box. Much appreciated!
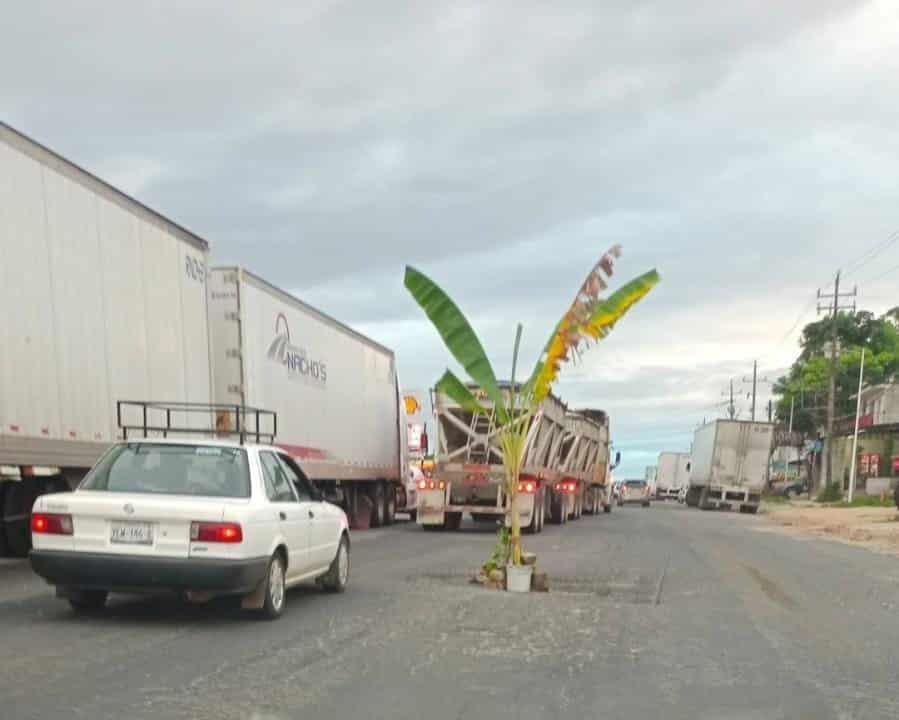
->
[110,522,154,546]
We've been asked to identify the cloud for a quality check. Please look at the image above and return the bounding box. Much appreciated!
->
[3,0,897,478]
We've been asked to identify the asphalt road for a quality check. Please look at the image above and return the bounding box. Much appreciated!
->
[2,503,898,719]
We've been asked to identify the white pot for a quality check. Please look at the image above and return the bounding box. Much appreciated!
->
[506,563,533,593]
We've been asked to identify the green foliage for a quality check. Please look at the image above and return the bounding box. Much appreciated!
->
[483,525,511,573]
[404,266,509,424]
[816,483,843,503]
[834,495,895,508]
[774,309,899,430]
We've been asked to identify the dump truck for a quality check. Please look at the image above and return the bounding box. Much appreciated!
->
[655,452,691,500]
[558,409,618,518]
[418,384,568,532]
[685,420,774,513]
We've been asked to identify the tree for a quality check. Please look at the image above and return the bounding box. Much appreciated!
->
[774,310,899,431]
[404,246,659,567]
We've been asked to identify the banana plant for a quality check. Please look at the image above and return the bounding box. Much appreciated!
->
[404,246,659,566]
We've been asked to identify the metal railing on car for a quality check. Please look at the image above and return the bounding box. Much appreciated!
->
[117,401,277,445]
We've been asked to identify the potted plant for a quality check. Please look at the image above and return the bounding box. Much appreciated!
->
[404,245,659,590]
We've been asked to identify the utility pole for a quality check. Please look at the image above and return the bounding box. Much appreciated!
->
[741,361,769,422]
[721,379,737,420]
[767,399,773,422]
[817,272,857,491]
[788,396,795,434]
[848,348,866,503]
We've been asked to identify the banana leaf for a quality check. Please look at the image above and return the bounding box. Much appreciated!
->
[405,266,509,423]
[434,369,485,415]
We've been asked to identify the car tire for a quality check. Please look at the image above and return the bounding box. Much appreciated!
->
[642,501,650,508]
[321,535,350,593]
[370,483,386,528]
[603,503,612,514]
[260,552,286,620]
[68,589,108,612]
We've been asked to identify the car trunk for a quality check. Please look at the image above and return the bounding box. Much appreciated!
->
[69,491,229,558]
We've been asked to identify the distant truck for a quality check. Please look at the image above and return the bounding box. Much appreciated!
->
[655,452,691,500]
[685,420,774,513]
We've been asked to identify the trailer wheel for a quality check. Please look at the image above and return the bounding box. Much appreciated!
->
[407,509,417,522]
[685,487,701,507]
[444,512,462,531]
[3,481,40,557]
[603,502,612,514]
[370,483,386,528]
[549,494,565,524]
[0,486,8,557]
[384,485,396,526]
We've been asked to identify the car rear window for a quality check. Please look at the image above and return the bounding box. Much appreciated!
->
[80,443,250,498]
[625,480,645,487]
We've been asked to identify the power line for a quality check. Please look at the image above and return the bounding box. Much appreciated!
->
[843,230,899,277]
[860,259,899,286]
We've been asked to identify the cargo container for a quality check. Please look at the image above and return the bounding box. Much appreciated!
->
[655,452,690,500]
[685,420,773,513]
[0,122,213,556]
[207,267,406,527]
[420,384,568,531]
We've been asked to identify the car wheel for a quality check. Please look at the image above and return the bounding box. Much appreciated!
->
[321,535,350,593]
[67,589,108,612]
[260,552,286,620]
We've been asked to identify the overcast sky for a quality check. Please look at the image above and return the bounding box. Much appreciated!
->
[4,1,898,477]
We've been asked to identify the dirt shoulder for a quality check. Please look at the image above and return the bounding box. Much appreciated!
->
[759,502,899,556]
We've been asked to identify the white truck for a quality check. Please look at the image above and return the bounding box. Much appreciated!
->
[0,122,213,556]
[685,420,774,513]
[0,122,408,555]
[419,384,568,532]
[207,267,407,527]
[655,452,691,500]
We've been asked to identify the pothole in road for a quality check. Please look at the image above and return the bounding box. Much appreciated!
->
[411,572,660,604]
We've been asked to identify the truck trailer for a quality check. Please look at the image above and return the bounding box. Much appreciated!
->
[685,420,773,513]
[655,452,690,500]
[0,122,408,555]
[419,384,569,532]
[563,409,617,516]
[207,267,407,527]
[0,122,213,556]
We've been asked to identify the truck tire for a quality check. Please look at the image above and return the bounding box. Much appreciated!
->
[0,486,9,557]
[384,485,396,526]
[549,494,565,524]
[698,488,714,511]
[370,483,386,528]
[603,502,612,514]
[685,487,701,508]
[3,481,40,557]
[739,504,759,515]
[444,512,462,531]
[407,509,417,522]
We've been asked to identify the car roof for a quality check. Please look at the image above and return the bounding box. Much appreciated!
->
[116,437,280,452]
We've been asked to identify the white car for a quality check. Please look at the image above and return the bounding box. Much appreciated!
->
[29,439,350,619]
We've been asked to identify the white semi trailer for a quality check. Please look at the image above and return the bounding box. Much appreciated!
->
[655,452,691,500]
[685,420,774,513]
[0,122,408,555]
[0,122,213,556]
[208,267,407,527]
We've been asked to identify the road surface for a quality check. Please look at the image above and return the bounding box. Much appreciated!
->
[2,504,897,719]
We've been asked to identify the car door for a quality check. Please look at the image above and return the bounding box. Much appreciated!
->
[277,453,336,571]
[259,451,310,579]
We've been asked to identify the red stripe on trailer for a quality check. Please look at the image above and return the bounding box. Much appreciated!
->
[277,443,329,461]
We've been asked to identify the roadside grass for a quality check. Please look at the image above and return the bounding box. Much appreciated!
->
[831,495,896,509]
[761,493,789,504]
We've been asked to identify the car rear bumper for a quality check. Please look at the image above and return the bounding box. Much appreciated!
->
[30,550,269,594]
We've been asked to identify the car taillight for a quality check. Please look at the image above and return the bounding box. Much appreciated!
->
[31,512,73,535]
[190,522,243,543]
[517,481,536,493]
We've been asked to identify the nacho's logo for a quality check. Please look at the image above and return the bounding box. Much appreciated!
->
[267,313,327,385]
